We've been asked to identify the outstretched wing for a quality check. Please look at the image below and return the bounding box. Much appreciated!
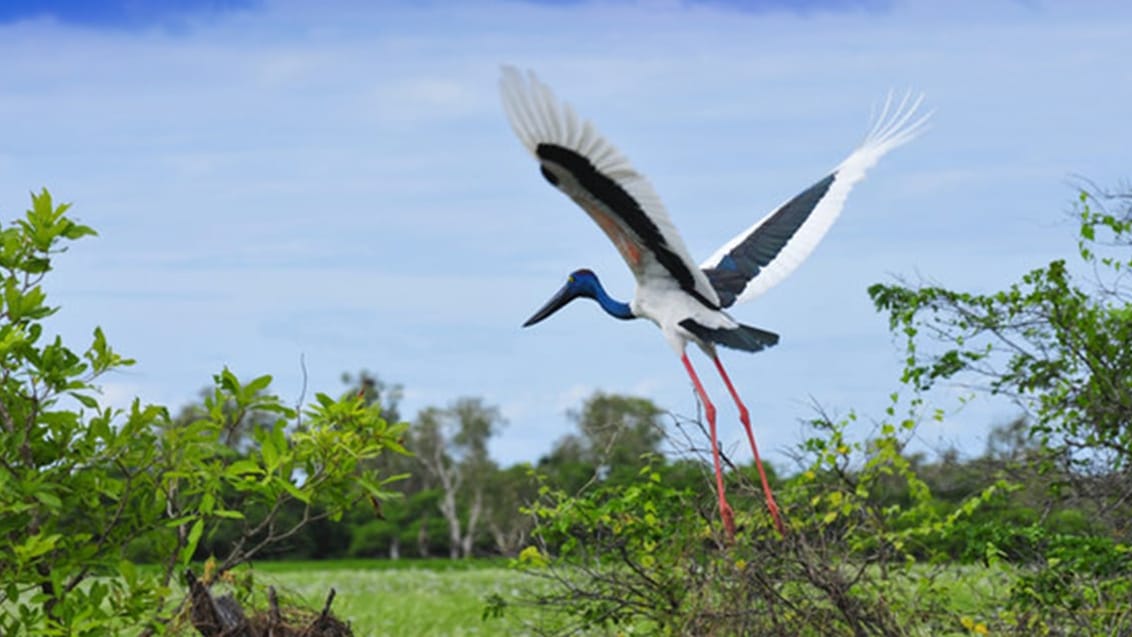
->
[500,66,721,310]
[701,93,930,308]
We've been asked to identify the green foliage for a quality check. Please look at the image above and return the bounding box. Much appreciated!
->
[515,462,727,634]
[151,371,409,566]
[501,394,1132,635]
[506,406,969,636]
[0,190,406,634]
[0,190,161,635]
[866,188,1132,634]
[535,391,667,497]
[869,191,1132,479]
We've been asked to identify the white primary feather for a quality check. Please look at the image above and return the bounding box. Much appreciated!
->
[500,66,722,308]
[701,92,931,304]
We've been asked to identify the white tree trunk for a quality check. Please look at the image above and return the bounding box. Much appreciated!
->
[461,488,484,558]
[417,518,430,557]
[419,433,464,560]
[441,486,461,559]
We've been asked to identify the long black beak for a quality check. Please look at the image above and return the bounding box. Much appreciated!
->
[523,282,579,327]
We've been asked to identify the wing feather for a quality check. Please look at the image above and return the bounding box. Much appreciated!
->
[701,92,930,307]
[500,66,721,309]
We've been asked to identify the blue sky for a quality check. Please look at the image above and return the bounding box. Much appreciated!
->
[0,0,1128,468]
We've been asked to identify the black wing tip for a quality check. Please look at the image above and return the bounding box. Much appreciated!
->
[680,319,779,353]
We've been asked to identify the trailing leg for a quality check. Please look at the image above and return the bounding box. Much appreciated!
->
[712,354,786,537]
[681,353,735,541]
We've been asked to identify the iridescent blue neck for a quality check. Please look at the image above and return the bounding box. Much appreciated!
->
[590,278,634,321]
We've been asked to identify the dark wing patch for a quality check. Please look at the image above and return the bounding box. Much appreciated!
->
[702,174,836,308]
[679,319,780,353]
[537,143,719,310]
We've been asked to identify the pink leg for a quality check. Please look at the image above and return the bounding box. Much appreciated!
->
[712,354,786,537]
[681,353,735,541]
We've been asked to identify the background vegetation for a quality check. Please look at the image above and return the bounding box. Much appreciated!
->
[2,187,1130,635]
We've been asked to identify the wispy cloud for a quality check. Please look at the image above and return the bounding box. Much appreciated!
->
[1,0,1128,466]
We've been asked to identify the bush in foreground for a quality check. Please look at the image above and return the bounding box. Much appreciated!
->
[0,190,406,635]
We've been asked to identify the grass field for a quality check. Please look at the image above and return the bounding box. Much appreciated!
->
[211,559,1032,637]
[214,559,1016,636]
[7,557,1115,635]
[232,559,543,636]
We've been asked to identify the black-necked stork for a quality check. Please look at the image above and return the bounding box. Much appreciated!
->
[501,66,928,539]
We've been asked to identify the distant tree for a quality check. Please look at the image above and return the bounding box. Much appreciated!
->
[346,487,442,559]
[483,463,538,556]
[984,416,1043,464]
[570,392,664,470]
[412,397,504,558]
[538,392,665,493]
[536,431,594,494]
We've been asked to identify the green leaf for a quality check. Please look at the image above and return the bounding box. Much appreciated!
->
[261,432,279,470]
[117,559,137,583]
[180,519,204,565]
[246,374,272,395]
[270,421,288,458]
[277,478,310,504]
[72,393,98,409]
[61,222,97,240]
[225,459,264,478]
[15,532,61,561]
[218,367,240,393]
[33,489,62,509]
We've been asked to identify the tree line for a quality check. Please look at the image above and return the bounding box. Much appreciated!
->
[153,371,1111,566]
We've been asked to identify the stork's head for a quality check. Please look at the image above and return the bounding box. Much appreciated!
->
[523,269,600,327]
[524,269,632,326]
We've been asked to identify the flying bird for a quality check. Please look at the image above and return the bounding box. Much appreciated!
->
[500,66,928,539]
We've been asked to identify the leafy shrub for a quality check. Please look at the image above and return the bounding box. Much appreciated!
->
[0,190,407,635]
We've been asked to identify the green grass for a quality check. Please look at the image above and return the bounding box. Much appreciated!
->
[9,558,1113,635]
[231,561,543,636]
[213,559,1021,636]
[249,557,510,573]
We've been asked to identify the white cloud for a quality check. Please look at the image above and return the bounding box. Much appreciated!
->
[1,0,1128,466]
